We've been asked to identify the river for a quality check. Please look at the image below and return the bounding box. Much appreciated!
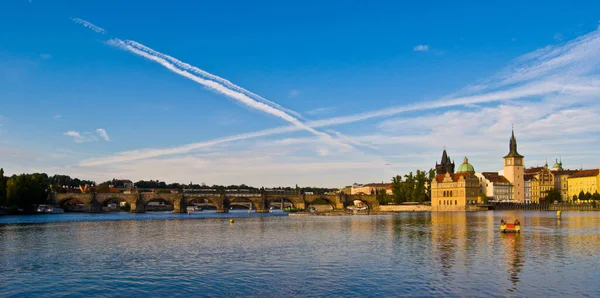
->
[1,211,599,297]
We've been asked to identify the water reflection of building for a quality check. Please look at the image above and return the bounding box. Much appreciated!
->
[430,212,467,277]
[500,233,524,292]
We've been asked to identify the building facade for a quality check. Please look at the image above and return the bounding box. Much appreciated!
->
[503,130,525,203]
[431,157,480,211]
[524,176,532,204]
[476,172,513,202]
[350,183,391,195]
[552,169,577,201]
[567,169,600,199]
[529,164,554,203]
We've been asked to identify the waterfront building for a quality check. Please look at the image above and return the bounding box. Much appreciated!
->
[567,169,600,200]
[435,148,455,175]
[529,163,554,203]
[350,183,391,195]
[524,175,532,204]
[503,129,525,203]
[551,169,577,202]
[475,172,513,202]
[431,157,480,211]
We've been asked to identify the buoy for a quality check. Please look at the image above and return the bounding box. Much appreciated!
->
[229,219,234,224]
[557,210,562,219]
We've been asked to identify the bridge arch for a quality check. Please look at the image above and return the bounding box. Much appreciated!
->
[305,196,337,211]
[265,196,304,210]
[186,197,220,210]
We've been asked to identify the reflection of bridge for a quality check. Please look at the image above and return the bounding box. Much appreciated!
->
[53,191,379,213]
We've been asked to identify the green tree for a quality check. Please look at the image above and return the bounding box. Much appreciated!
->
[391,175,404,203]
[6,173,50,212]
[578,190,586,201]
[375,188,390,204]
[585,192,593,201]
[426,168,436,201]
[572,194,578,202]
[0,168,6,207]
[592,192,600,201]
[544,188,562,203]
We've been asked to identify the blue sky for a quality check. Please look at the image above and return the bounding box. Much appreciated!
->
[1,0,600,186]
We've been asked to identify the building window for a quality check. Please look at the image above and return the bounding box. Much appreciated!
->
[455,200,457,205]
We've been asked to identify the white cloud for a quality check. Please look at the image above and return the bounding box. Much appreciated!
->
[40,54,52,59]
[123,40,304,119]
[71,17,106,35]
[67,25,600,186]
[96,128,110,142]
[108,38,351,151]
[64,131,98,143]
[413,44,429,52]
[53,114,62,120]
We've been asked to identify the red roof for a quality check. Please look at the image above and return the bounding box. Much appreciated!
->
[570,169,599,178]
[435,172,471,183]
[525,167,544,174]
[363,183,392,188]
[551,170,578,176]
[480,172,511,183]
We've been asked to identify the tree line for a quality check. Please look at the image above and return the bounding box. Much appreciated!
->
[376,169,437,204]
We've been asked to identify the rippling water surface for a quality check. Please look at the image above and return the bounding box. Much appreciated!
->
[1,211,600,297]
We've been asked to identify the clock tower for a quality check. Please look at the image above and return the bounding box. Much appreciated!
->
[503,129,525,203]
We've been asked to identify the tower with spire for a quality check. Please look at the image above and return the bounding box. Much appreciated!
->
[435,148,455,175]
[503,128,525,203]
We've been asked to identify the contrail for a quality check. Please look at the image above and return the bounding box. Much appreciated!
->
[107,38,351,150]
[123,40,305,119]
[71,18,106,34]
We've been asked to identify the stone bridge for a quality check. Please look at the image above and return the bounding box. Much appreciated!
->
[52,191,379,213]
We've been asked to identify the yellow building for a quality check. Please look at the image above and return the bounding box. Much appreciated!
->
[431,157,480,211]
[350,183,391,195]
[529,164,554,203]
[567,169,600,200]
[503,129,525,203]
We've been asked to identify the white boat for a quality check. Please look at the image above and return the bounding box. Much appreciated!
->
[186,206,203,212]
[36,205,64,213]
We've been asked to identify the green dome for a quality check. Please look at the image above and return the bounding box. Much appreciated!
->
[457,157,475,173]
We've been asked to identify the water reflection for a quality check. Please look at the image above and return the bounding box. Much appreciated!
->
[1,211,600,297]
[500,232,524,292]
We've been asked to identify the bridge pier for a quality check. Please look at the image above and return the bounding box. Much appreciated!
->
[130,194,145,213]
[88,198,103,213]
[172,196,186,213]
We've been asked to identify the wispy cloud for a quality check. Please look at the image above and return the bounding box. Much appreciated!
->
[71,18,106,34]
[39,54,52,59]
[107,38,351,151]
[123,40,304,119]
[53,114,62,120]
[81,26,600,167]
[413,44,429,52]
[96,128,110,142]
[64,131,97,143]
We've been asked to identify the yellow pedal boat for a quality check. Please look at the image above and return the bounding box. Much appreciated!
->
[500,222,521,233]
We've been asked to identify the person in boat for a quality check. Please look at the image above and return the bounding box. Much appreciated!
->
[514,220,520,225]
[501,219,505,225]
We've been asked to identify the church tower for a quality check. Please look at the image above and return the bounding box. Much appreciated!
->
[503,129,525,203]
[435,148,455,175]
